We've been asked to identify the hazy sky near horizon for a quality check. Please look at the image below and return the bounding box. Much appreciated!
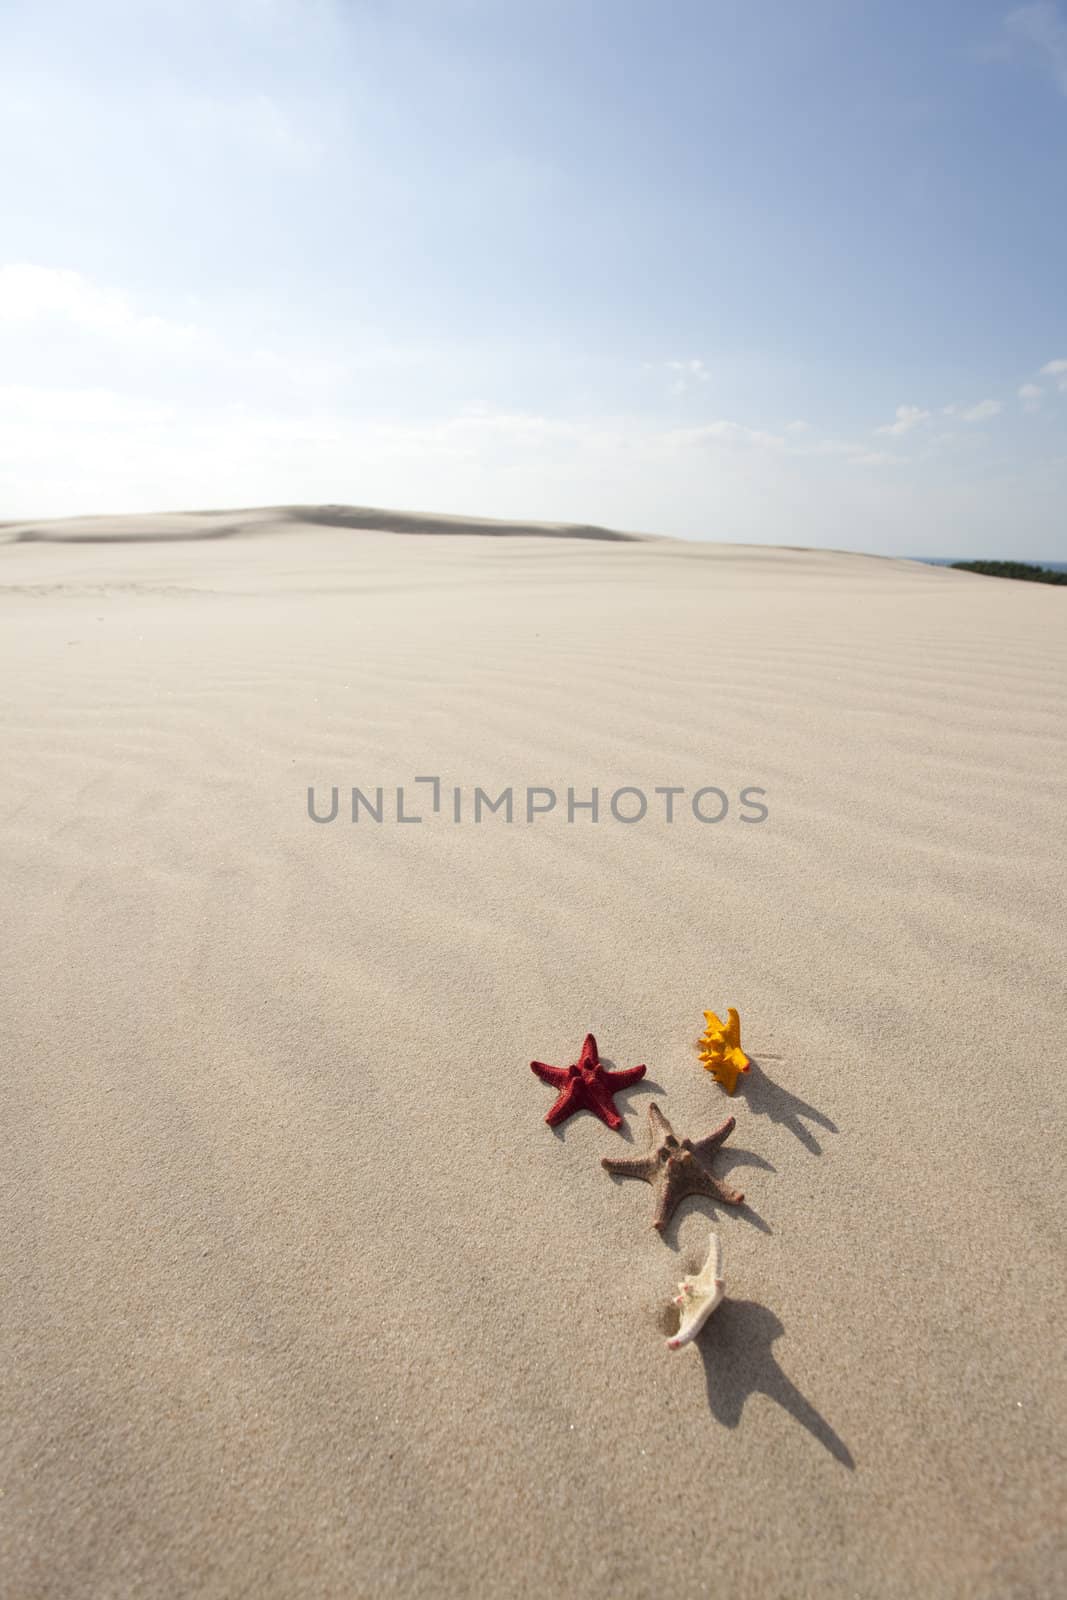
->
[2,0,1065,554]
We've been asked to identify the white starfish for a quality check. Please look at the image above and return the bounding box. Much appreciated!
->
[667,1232,725,1350]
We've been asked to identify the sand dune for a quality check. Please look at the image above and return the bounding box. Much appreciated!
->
[1,514,1064,1599]
[0,503,648,545]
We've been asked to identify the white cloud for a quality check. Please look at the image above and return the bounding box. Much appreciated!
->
[0,384,161,425]
[686,419,786,451]
[799,437,869,458]
[0,265,1045,537]
[1018,382,1043,410]
[876,403,930,436]
[1039,357,1067,390]
[0,264,204,351]
[6,376,1061,555]
[0,384,894,521]
[676,420,906,468]
[0,261,387,406]
[1004,4,1067,95]
[958,398,1002,422]
[663,358,710,395]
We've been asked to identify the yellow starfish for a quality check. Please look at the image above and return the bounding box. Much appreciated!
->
[698,1007,751,1095]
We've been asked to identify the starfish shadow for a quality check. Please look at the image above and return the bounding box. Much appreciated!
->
[656,1176,774,1244]
[652,1144,776,1244]
[738,1063,838,1156]
[695,1299,854,1469]
[719,1146,776,1237]
[604,1063,665,1145]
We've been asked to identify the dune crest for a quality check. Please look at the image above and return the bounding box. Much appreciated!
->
[0,502,649,545]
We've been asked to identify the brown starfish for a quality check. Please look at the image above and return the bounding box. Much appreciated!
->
[601,1102,744,1231]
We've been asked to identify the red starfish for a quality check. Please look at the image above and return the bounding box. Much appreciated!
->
[530,1033,646,1131]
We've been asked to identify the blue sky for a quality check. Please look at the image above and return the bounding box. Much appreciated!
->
[1,0,1065,554]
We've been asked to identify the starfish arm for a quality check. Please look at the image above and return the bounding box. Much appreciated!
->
[668,1273,726,1348]
[583,1083,624,1130]
[651,1178,677,1232]
[578,1033,599,1069]
[607,1062,646,1090]
[688,1116,736,1162]
[694,1232,723,1289]
[530,1060,568,1088]
[544,1084,579,1126]
[647,1103,674,1143]
[601,1153,658,1181]
[682,1163,744,1208]
[710,1062,740,1094]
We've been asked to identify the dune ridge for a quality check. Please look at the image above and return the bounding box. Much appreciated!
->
[0,503,649,545]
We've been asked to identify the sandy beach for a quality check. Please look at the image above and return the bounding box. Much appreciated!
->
[1,507,1064,1599]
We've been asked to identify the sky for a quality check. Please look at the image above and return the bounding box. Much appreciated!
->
[1,0,1065,555]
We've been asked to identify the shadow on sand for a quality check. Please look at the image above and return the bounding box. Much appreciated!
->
[695,1299,854,1468]
[651,1143,776,1241]
[738,1062,838,1156]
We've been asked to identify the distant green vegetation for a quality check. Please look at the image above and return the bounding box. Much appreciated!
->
[950,560,1067,586]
